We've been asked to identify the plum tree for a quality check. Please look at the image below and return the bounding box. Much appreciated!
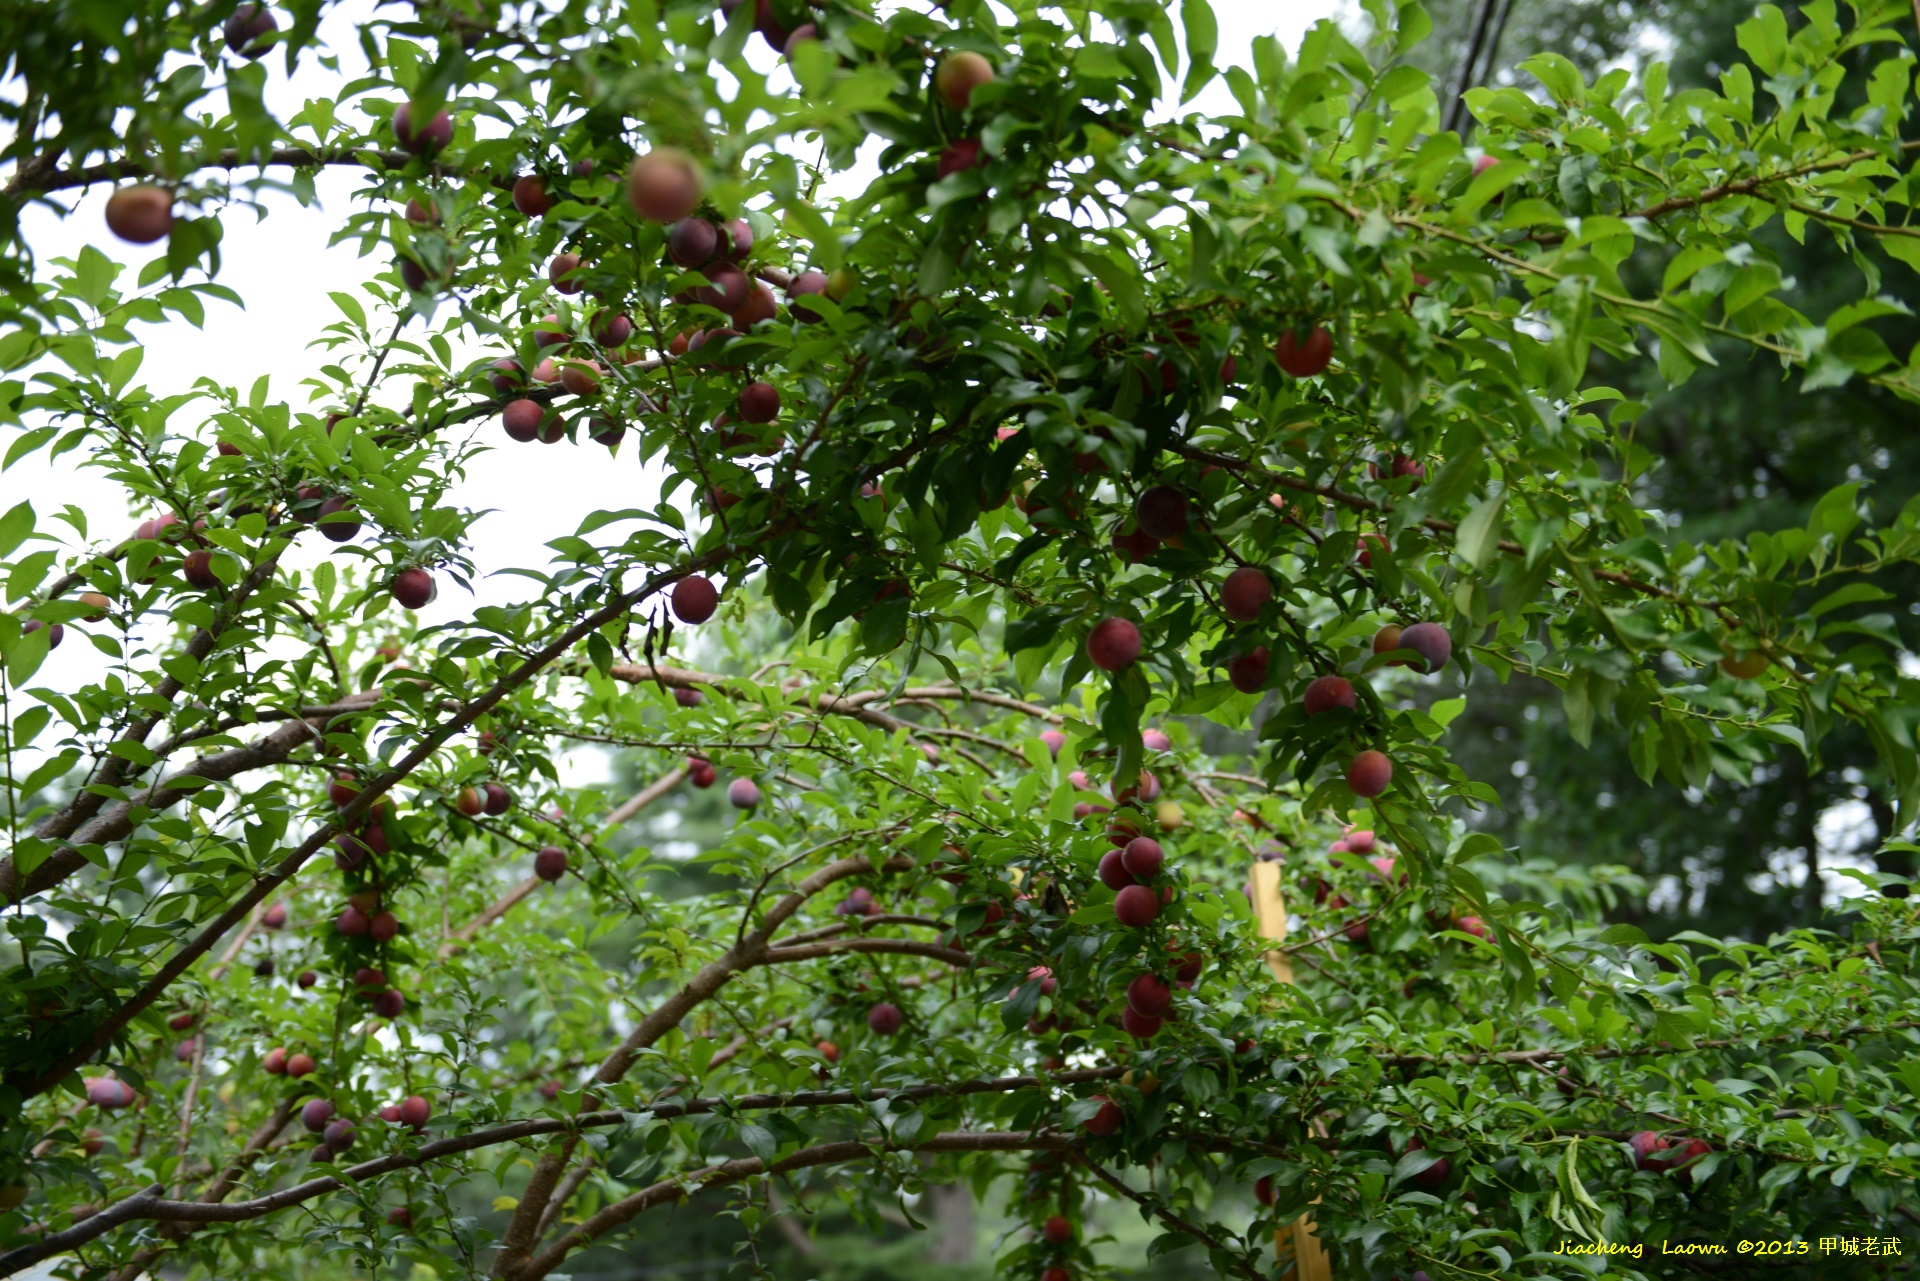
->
[6,1,1920,1277]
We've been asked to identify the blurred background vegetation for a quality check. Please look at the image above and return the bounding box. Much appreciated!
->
[416,0,1920,1274]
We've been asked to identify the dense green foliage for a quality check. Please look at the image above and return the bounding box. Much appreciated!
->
[3,0,1920,1278]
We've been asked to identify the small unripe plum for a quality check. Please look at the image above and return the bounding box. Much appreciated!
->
[935,51,995,109]
[1085,617,1141,671]
[867,1002,903,1035]
[1126,973,1171,1018]
[1134,485,1188,540]
[1273,325,1333,377]
[371,989,406,1019]
[392,567,435,609]
[1399,622,1451,673]
[1719,646,1769,679]
[316,496,361,542]
[1042,1216,1072,1245]
[393,102,454,155]
[1157,800,1185,829]
[512,175,555,217]
[1097,849,1135,891]
[1121,837,1164,879]
[455,786,484,817]
[1220,567,1270,621]
[483,783,512,815]
[1372,624,1405,664]
[534,846,568,881]
[727,777,761,810]
[548,253,585,295]
[105,185,173,245]
[262,904,288,930]
[77,591,111,621]
[223,3,277,58]
[627,148,703,223]
[336,905,372,937]
[1142,728,1172,752]
[1227,646,1269,693]
[1346,750,1393,798]
[301,1099,335,1133]
[738,382,781,423]
[502,398,545,442]
[1081,1096,1122,1136]
[323,1118,357,1150]
[671,575,719,623]
[1039,729,1065,757]
[936,138,984,178]
[286,1052,317,1078]
[1303,675,1357,716]
[1114,884,1160,927]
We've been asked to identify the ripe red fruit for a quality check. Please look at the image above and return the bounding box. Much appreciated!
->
[134,512,180,541]
[816,1040,840,1063]
[391,568,435,610]
[935,51,995,109]
[1039,729,1065,757]
[370,911,400,943]
[628,148,703,223]
[336,906,371,937]
[352,967,387,994]
[262,904,288,930]
[502,399,545,443]
[286,1052,317,1078]
[672,576,719,624]
[786,269,830,322]
[393,102,454,155]
[1629,1130,1671,1172]
[511,175,554,217]
[733,282,777,327]
[316,496,360,542]
[738,382,781,423]
[1455,915,1487,939]
[1081,1096,1122,1137]
[534,846,568,881]
[1134,486,1188,540]
[548,253,585,295]
[388,1207,413,1228]
[181,549,219,591]
[588,312,633,348]
[1097,849,1136,891]
[105,185,173,245]
[1399,622,1452,673]
[371,989,406,1019]
[1370,453,1426,488]
[399,1095,431,1130]
[1120,1006,1162,1040]
[301,1099,335,1133]
[454,786,484,817]
[323,1118,357,1150]
[1042,1269,1070,1281]
[1086,617,1142,671]
[1171,948,1204,984]
[1303,675,1357,717]
[668,217,719,268]
[559,360,603,397]
[937,138,984,178]
[692,262,753,314]
[1671,1137,1713,1183]
[721,216,754,260]
[1121,837,1164,880]
[727,778,761,810]
[1255,1175,1273,1206]
[1346,750,1393,798]
[223,3,277,57]
[1220,567,1271,621]
[1273,326,1333,377]
[1228,646,1270,693]
[1027,965,1057,996]
[168,1011,196,1031]
[1372,624,1405,665]
[483,783,512,815]
[1114,884,1160,927]
[297,970,317,988]
[690,762,717,788]
[263,1047,288,1075]
[1406,1137,1450,1188]
[1357,532,1390,568]
[1126,973,1171,1018]
[1041,1216,1072,1245]
[867,1002,903,1035]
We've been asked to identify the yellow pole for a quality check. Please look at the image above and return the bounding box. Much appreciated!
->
[1249,860,1335,1281]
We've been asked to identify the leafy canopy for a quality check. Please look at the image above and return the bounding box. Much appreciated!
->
[2,0,1920,1277]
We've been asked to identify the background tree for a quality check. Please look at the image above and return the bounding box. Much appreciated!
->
[2,0,1920,1279]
